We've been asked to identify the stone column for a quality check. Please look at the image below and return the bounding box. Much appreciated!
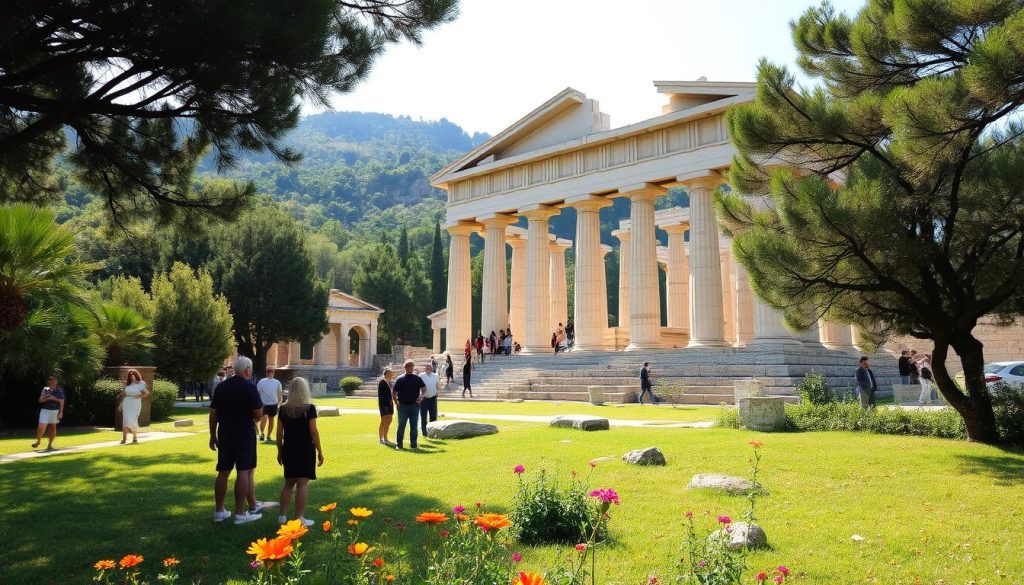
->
[612,229,631,329]
[508,236,528,342]
[820,321,855,350]
[444,223,476,354]
[599,244,612,344]
[733,262,755,346]
[799,320,823,346]
[432,327,441,354]
[622,184,666,350]
[568,196,612,350]
[720,248,736,345]
[685,176,728,347]
[750,300,801,345]
[288,342,301,366]
[479,214,516,337]
[313,336,325,365]
[521,205,559,353]
[335,325,345,366]
[549,239,571,330]
[663,224,689,332]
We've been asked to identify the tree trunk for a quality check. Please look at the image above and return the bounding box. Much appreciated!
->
[252,344,271,381]
[931,336,1000,444]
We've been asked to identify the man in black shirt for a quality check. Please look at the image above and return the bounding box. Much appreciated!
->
[210,356,264,524]
[392,359,426,450]
[897,350,912,384]
[639,362,653,404]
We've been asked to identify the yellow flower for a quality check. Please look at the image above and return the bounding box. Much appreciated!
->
[277,519,309,540]
[94,560,116,571]
[348,542,372,557]
[350,507,373,519]
[247,537,294,562]
[319,502,338,512]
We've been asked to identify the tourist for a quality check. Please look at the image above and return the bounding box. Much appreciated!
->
[275,377,324,528]
[855,357,877,409]
[210,356,265,524]
[32,374,64,451]
[464,338,472,363]
[553,323,566,354]
[513,341,521,354]
[489,330,497,355]
[917,354,934,405]
[639,362,654,404]
[117,369,149,445]
[897,350,911,384]
[503,332,513,356]
[462,358,473,398]
[430,354,438,374]
[210,369,225,400]
[566,319,575,347]
[377,368,396,445]
[392,360,426,450]
[419,363,440,436]
[257,367,283,442]
[475,333,485,363]
[909,350,921,384]
[444,354,454,387]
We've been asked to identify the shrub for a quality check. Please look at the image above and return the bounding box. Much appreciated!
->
[717,402,967,440]
[64,378,122,426]
[150,379,177,421]
[991,383,1024,445]
[796,372,831,405]
[509,467,601,545]
[716,407,740,429]
[340,376,363,395]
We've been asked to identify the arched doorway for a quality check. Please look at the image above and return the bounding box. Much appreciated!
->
[348,325,370,368]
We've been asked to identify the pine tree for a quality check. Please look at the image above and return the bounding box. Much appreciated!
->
[404,256,431,345]
[353,243,413,352]
[717,0,1024,443]
[398,226,411,268]
[429,221,447,312]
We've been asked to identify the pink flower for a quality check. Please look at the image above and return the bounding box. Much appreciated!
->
[589,461,597,469]
[452,505,466,514]
[589,488,621,505]
[756,572,768,583]
[514,465,526,475]
[776,566,790,576]
[716,515,731,524]
[648,578,659,584]
[697,560,707,568]
[774,575,784,584]
[475,501,483,508]
[685,510,693,519]
[440,530,450,538]
[512,552,523,563]
[250,561,260,569]
[575,543,587,552]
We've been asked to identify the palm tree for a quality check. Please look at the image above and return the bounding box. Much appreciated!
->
[95,303,155,366]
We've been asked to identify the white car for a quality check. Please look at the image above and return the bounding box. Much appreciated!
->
[982,361,1024,389]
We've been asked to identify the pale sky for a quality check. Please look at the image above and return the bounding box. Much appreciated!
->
[323,0,867,136]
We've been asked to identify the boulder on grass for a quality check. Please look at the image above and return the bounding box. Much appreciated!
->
[425,420,498,439]
[316,406,341,417]
[709,522,768,550]
[550,415,609,431]
[172,419,193,428]
[686,473,763,495]
[622,447,666,466]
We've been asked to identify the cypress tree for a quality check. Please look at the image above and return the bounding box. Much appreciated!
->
[398,226,410,268]
[429,221,447,312]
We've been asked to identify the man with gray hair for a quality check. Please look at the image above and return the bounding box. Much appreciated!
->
[392,359,426,450]
[210,356,265,524]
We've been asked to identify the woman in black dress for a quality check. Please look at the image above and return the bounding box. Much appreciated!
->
[377,368,396,445]
[462,359,473,398]
[444,354,454,387]
[276,377,324,528]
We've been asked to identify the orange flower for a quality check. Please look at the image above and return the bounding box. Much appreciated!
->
[513,571,546,585]
[348,542,371,557]
[323,520,333,532]
[455,513,470,522]
[94,560,116,571]
[320,502,338,512]
[119,555,144,569]
[415,512,449,525]
[348,519,359,526]
[162,557,180,568]
[385,576,396,582]
[350,507,373,519]
[748,440,764,448]
[474,513,512,532]
[373,557,385,568]
[277,519,309,540]
[246,537,294,562]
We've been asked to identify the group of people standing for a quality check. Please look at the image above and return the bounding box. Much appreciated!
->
[470,328,518,362]
[376,360,444,449]
[32,370,150,451]
[898,349,936,405]
[552,320,575,354]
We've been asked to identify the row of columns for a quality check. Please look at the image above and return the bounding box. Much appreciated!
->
[445,176,858,354]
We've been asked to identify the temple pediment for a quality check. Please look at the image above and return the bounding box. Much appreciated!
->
[328,289,384,313]
[432,88,610,184]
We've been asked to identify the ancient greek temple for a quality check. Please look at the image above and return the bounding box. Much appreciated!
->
[429,80,857,355]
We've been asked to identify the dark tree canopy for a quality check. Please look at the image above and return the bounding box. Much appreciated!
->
[0,0,458,223]
[718,0,1024,443]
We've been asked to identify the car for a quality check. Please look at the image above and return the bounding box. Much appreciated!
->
[982,361,1024,391]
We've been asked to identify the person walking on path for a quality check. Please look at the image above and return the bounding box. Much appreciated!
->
[275,377,324,528]
[392,360,426,450]
[32,374,64,451]
[117,369,149,445]
[639,362,654,404]
[897,350,912,385]
[209,356,265,525]
[419,364,440,436]
[462,358,473,398]
[257,367,283,442]
[917,355,935,405]
[377,368,397,445]
[855,356,878,409]
[444,354,454,387]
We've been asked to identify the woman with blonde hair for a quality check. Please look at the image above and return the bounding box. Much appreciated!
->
[117,369,149,444]
[378,367,397,445]
[276,377,324,527]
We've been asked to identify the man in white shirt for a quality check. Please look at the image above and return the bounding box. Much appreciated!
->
[418,364,440,436]
[256,367,283,442]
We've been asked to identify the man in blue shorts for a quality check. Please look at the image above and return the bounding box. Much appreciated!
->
[210,356,266,524]
[392,360,426,450]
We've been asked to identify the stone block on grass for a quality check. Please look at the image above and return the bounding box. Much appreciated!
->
[737,396,786,431]
[709,522,768,550]
[316,406,341,417]
[686,473,763,495]
[550,415,609,431]
[425,420,498,439]
[172,419,193,428]
[622,447,666,466]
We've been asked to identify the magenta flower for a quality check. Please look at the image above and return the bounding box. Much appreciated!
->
[452,505,466,514]
[250,561,260,569]
[511,552,523,563]
[513,464,525,475]
[716,515,731,524]
[774,575,784,584]
[589,488,621,505]
[685,510,693,518]
[776,566,790,576]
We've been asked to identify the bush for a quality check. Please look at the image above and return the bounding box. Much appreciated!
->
[150,379,177,421]
[340,376,363,395]
[510,468,602,545]
[796,372,832,405]
[64,378,122,426]
[991,383,1024,445]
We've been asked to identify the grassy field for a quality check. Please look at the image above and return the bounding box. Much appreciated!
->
[0,408,200,456]
[0,410,1022,585]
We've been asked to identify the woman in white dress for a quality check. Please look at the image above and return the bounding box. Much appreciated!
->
[117,369,150,444]
[917,356,934,405]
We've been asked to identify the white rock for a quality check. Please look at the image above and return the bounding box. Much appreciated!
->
[686,473,764,495]
[709,522,768,550]
[622,447,666,466]
[172,419,193,427]
[425,420,498,439]
[550,415,610,431]
[316,406,341,417]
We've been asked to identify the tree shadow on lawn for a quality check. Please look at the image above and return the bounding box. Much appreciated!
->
[954,449,1024,486]
[0,451,461,585]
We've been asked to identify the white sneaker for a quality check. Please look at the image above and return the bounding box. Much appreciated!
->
[298,517,315,528]
[251,501,279,514]
[234,511,262,525]
[213,510,231,523]
[278,515,287,525]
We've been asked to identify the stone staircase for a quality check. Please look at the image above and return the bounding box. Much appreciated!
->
[350,344,901,404]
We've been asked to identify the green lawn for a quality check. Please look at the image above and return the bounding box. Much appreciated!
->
[0,412,1021,585]
[320,397,725,422]
[0,408,201,456]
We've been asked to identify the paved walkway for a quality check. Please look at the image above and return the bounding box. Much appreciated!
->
[321,407,715,429]
[0,431,196,464]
